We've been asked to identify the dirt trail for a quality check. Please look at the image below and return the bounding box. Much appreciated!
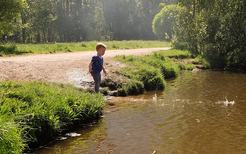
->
[0,47,170,87]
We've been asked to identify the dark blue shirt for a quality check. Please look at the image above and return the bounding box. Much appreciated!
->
[91,56,103,73]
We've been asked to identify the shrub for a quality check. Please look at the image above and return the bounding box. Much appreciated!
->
[172,41,189,50]
[0,44,17,54]
[204,44,226,69]
[0,44,29,55]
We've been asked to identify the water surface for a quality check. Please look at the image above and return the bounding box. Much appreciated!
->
[37,71,246,154]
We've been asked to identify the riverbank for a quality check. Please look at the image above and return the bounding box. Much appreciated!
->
[0,41,170,56]
[100,49,209,96]
[0,48,207,153]
[36,71,246,154]
[0,81,105,153]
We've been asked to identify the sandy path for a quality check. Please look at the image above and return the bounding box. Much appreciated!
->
[0,47,170,87]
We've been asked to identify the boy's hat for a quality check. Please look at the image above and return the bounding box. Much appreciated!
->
[96,42,107,50]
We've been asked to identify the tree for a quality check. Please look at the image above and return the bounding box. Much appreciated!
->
[0,0,26,37]
[0,0,179,42]
[154,0,245,70]
[152,4,185,40]
[25,0,57,42]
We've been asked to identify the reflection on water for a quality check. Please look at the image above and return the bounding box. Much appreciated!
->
[36,71,246,154]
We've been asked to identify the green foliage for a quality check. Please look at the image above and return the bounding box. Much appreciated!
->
[0,44,18,55]
[152,4,185,40]
[0,43,31,56]
[193,55,210,69]
[0,0,26,36]
[0,81,105,152]
[0,0,178,42]
[102,0,177,40]
[171,41,189,50]
[154,1,245,70]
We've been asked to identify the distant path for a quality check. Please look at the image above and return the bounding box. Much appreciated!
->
[0,47,170,86]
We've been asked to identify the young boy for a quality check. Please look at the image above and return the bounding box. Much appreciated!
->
[89,43,107,93]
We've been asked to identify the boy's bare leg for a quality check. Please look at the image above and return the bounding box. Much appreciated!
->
[92,73,101,93]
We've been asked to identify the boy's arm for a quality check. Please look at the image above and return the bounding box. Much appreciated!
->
[102,66,107,75]
[89,62,93,73]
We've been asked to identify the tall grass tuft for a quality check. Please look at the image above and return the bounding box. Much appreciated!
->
[0,115,24,154]
[0,81,105,152]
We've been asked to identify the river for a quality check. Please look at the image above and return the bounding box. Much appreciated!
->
[36,71,246,154]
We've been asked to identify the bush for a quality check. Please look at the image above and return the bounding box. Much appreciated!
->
[0,44,17,55]
[193,55,210,69]
[204,44,226,69]
[164,1,245,71]
[172,41,189,50]
[152,4,186,40]
[0,44,29,55]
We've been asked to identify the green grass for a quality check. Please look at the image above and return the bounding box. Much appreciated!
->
[0,41,170,56]
[192,55,211,69]
[0,81,105,153]
[115,50,183,80]
[118,63,166,91]
[101,77,144,96]
[155,49,191,59]
[0,115,24,154]
[103,49,195,96]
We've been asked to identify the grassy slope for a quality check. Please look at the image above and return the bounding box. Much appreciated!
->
[101,49,194,96]
[0,41,170,56]
[0,81,104,153]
